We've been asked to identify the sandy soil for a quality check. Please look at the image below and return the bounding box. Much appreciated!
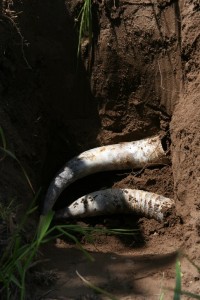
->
[0,0,200,299]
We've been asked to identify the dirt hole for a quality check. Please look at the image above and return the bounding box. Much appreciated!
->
[1,0,200,299]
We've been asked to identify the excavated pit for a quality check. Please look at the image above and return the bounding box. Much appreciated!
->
[0,0,200,299]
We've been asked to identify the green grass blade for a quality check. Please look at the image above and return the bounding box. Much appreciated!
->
[76,271,118,300]
[169,288,200,300]
[37,211,54,244]
[183,253,200,272]
[16,260,23,278]
[159,291,165,300]
[58,227,94,262]
[62,224,137,235]
[26,205,38,215]
[18,189,41,229]
[173,260,181,300]
[10,274,22,289]
[180,290,200,299]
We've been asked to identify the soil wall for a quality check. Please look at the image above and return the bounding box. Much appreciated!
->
[0,0,100,206]
[171,0,200,258]
[89,0,182,144]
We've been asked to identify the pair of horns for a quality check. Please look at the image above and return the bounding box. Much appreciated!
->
[43,135,174,222]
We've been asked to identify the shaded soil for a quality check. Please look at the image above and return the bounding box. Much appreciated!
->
[0,0,200,299]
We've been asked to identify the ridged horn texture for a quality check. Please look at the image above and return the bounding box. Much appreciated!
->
[43,135,169,214]
[55,189,174,222]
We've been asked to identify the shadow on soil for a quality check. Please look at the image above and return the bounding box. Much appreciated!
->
[42,244,178,299]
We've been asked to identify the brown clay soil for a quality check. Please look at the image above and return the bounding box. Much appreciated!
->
[0,0,200,299]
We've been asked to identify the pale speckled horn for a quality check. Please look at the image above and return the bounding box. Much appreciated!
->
[55,189,175,222]
[43,135,169,214]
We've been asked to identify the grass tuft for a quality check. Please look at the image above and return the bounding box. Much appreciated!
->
[0,202,136,299]
[76,0,93,58]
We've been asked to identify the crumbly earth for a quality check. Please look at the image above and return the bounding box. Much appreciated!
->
[0,0,199,299]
